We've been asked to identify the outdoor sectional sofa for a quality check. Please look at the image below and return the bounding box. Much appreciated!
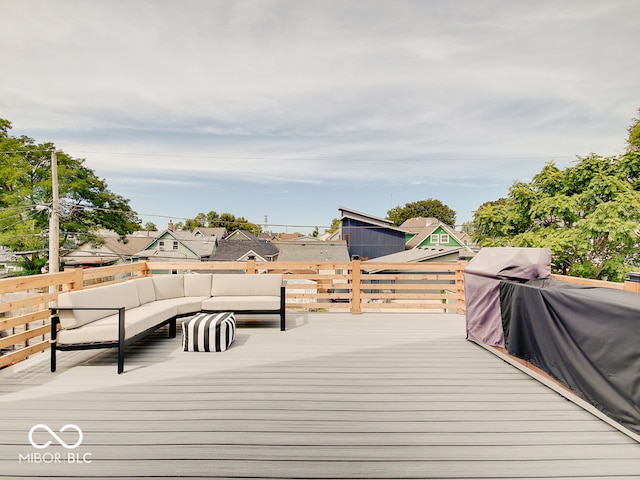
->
[49,273,286,373]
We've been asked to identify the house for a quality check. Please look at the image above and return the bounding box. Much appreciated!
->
[135,224,218,262]
[61,231,153,268]
[210,230,279,262]
[338,207,406,260]
[401,217,476,252]
[0,246,21,277]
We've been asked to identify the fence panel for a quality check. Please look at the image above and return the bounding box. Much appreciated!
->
[1,259,469,368]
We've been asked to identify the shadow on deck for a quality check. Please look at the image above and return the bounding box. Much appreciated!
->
[1,313,639,479]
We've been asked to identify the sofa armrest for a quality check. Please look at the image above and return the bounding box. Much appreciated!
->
[50,306,126,373]
[50,306,126,340]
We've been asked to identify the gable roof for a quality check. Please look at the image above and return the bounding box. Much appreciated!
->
[276,241,350,262]
[211,230,279,261]
[401,218,474,252]
[192,227,227,239]
[136,229,217,260]
[400,217,441,233]
[62,235,151,266]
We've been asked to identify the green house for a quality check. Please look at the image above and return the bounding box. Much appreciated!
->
[401,217,474,251]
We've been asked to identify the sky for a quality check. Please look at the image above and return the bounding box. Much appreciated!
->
[1,0,639,234]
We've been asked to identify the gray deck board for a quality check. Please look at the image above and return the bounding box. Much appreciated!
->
[1,312,639,479]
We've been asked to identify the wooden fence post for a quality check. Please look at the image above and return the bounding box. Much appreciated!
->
[246,257,257,274]
[456,260,467,314]
[350,258,362,314]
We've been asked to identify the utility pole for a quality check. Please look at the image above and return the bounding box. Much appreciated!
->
[49,150,60,273]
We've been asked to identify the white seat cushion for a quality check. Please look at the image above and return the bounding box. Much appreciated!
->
[202,295,280,312]
[57,302,178,345]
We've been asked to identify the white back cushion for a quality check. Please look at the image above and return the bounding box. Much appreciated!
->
[134,277,156,304]
[57,282,140,329]
[184,273,212,297]
[211,274,283,296]
[152,275,185,300]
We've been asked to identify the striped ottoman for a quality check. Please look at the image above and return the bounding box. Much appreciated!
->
[182,312,236,352]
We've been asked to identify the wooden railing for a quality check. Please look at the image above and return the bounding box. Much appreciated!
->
[3,259,638,369]
[0,259,466,368]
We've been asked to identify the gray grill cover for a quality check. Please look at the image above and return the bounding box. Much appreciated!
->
[500,278,640,435]
[464,247,551,346]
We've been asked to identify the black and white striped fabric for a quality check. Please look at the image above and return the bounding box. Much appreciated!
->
[182,312,236,352]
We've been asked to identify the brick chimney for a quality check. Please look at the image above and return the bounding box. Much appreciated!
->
[168,220,174,232]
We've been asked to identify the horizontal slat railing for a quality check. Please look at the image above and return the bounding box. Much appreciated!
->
[2,258,636,369]
[0,259,467,368]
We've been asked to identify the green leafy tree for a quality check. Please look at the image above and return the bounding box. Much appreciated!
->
[387,199,456,226]
[326,218,340,233]
[182,210,261,236]
[0,118,140,274]
[627,108,640,152]
[472,152,640,281]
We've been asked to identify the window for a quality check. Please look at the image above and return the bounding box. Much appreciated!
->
[158,240,165,251]
[430,234,439,244]
[173,241,179,250]
[440,234,450,244]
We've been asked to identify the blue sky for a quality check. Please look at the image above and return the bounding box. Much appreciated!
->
[2,0,639,233]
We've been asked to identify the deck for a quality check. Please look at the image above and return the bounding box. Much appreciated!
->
[1,312,640,479]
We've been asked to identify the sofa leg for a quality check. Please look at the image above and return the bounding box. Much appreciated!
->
[169,318,177,338]
[50,342,57,372]
[50,314,59,372]
[280,312,286,331]
[117,346,124,374]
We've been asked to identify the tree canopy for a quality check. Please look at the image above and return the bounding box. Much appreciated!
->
[472,151,640,281]
[178,210,261,236]
[387,199,456,227]
[627,108,640,152]
[0,118,140,274]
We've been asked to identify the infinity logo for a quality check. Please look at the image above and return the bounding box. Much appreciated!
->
[28,424,83,450]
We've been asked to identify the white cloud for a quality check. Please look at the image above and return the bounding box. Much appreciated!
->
[1,0,639,227]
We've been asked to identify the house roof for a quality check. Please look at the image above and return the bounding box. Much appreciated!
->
[135,229,218,260]
[192,227,227,239]
[63,235,151,266]
[401,218,474,252]
[400,217,441,233]
[276,241,350,262]
[339,206,394,227]
[367,246,465,263]
[339,206,407,233]
[210,230,279,261]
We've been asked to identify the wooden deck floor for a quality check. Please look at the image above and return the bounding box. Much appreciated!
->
[1,312,640,479]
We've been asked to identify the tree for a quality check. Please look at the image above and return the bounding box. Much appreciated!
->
[181,210,261,236]
[0,118,140,274]
[387,199,456,227]
[325,218,340,233]
[627,108,640,152]
[472,152,640,281]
